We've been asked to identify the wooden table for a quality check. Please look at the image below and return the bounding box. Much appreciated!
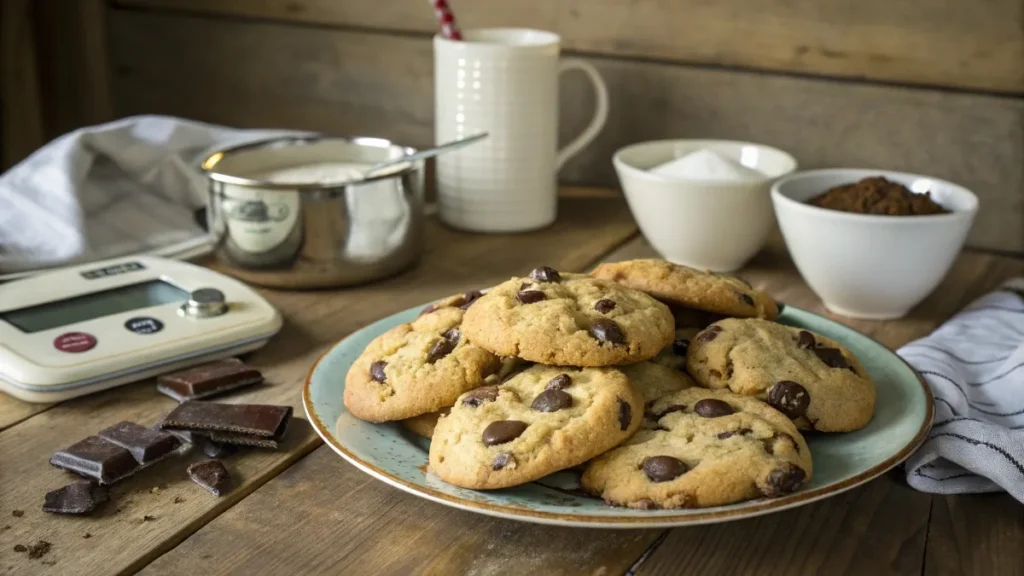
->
[2,189,1022,576]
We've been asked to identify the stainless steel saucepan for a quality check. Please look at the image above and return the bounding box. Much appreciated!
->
[200,136,425,289]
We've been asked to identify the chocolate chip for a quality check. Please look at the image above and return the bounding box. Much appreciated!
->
[694,399,734,418]
[634,499,661,510]
[813,347,850,369]
[589,319,626,345]
[762,463,806,496]
[545,374,572,391]
[462,386,499,407]
[531,390,573,412]
[695,325,723,343]
[767,381,810,418]
[369,361,387,383]
[442,328,461,344]
[492,452,515,470]
[482,420,528,446]
[796,330,816,349]
[671,339,689,357]
[529,266,561,283]
[740,293,755,307]
[655,404,687,418]
[617,398,632,430]
[642,456,688,482]
[426,338,456,363]
[717,428,752,439]
[459,290,484,310]
[594,299,616,313]
[517,290,546,304]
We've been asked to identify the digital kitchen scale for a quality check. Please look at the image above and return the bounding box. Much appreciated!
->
[0,256,282,403]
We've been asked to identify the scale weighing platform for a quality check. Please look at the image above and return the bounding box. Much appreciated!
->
[0,256,282,403]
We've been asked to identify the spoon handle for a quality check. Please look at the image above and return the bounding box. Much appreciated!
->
[363,132,488,177]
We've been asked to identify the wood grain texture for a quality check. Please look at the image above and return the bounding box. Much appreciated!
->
[636,474,931,576]
[0,395,53,431]
[0,196,636,576]
[0,0,45,170]
[107,10,1024,254]
[115,0,1024,93]
[139,447,663,576]
[924,494,1024,576]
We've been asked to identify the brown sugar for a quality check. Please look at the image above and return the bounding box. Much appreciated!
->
[808,177,948,216]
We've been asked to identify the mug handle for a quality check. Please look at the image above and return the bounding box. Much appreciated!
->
[555,58,609,171]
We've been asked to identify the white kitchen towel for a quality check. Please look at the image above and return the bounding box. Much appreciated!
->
[0,115,299,278]
[901,278,1024,502]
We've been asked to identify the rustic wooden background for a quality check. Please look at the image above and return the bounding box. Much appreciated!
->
[2,0,1022,253]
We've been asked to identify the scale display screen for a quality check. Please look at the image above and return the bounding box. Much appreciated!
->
[1,280,189,334]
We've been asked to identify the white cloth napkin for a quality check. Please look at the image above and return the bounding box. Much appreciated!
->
[900,279,1024,502]
[0,115,299,278]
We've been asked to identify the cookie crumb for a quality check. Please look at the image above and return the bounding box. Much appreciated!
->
[150,487,160,494]
[173,496,185,504]
[142,515,156,522]
[11,510,24,517]
[27,540,52,559]
[14,544,26,552]
[82,533,92,539]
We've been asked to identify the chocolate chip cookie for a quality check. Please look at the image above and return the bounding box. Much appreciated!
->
[461,268,675,366]
[344,295,503,422]
[686,318,876,432]
[582,388,812,509]
[591,259,778,320]
[428,365,644,489]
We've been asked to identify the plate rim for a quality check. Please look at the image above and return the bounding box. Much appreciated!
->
[302,305,935,528]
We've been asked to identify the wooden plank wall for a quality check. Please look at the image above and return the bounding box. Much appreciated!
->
[106,1,1024,254]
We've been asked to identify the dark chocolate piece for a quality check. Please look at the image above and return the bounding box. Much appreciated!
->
[97,421,182,465]
[42,481,108,515]
[156,358,263,402]
[159,401,292,441]
[50,436,139,485]
[187,459,232,496]
[207,431,279,449]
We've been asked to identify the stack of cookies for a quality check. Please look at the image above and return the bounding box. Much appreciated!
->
[343,260,877,510]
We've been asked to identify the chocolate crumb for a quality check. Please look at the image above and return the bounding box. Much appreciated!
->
[14,545,26,553]
[42,560,57,566]
[27,540,51,559]
[173,496,185,504]
[142,515,157,522]
[83,533,92,539]
[3,525,10,530]
[11,510,24,517]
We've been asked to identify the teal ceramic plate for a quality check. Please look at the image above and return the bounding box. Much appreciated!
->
[304,302,933,528]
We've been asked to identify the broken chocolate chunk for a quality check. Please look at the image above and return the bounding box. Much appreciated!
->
[188,459,232,496]
[42,481,108,515]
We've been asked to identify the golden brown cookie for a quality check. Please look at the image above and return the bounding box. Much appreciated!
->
[400,409,448,438]
[582,388,812,509]
[461,268,674,366]
[344,295,503,422]
[686,318,876,432]
[428,365,644,489]
[592,259,778,320]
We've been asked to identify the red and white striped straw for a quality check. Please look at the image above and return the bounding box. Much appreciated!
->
[431,0,462,40]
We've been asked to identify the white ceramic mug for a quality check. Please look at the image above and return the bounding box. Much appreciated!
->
[434,28,609,232]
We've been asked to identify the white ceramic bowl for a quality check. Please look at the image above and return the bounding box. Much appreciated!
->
[772,169,979,320]
[613,140,798,271]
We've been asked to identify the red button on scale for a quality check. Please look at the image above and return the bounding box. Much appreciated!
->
[53,332,97,353]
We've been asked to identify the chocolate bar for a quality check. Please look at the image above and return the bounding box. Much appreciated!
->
[159,401,291,444]
[156,358,263,402]
[50,436,139,485]
[98,421,183,465]
[42,481,108,515]
[187,459,231,496]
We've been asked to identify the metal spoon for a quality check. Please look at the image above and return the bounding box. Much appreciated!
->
[361,132,488,179]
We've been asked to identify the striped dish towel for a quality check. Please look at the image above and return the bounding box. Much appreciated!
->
[900,279,1024,502]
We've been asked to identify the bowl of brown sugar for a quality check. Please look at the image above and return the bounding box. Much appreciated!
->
[771,169,978,320]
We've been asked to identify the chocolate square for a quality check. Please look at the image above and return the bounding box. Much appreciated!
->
[159,401,291,441]
[156,359,263,402]
[97,421,182,465]
[50,436,139,485]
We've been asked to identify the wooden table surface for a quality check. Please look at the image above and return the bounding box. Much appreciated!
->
[2,189,1022,576]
